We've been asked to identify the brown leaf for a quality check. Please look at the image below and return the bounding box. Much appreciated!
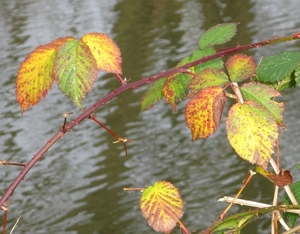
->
[269,170,293,188]
[256,166,293,187]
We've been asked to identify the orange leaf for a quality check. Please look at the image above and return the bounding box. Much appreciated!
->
[81,33,122,74]
[185,86,226,140]
[16,37,74,112]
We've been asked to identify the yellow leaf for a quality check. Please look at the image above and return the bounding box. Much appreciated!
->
[140,181,184,233]
[16,37,74,112]
[185,86,226,140]
[81,33,122,74]
[226,101,278,165]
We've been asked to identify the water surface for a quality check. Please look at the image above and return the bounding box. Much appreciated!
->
[1,0,300,233]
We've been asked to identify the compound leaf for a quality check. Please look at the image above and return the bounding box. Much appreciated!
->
[241,82,284,125]
[140,181,184,233]
[54,39,98,108]
[199,23,238,49]
[185,86,226,140]
[256,51,300,83]
[81,33,122,74]
[226,100,278,166]
[16,37,74,112]
[226,54,256,82]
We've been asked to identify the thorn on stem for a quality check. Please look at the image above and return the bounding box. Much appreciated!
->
[116,73,129,85]
[61,112,73,132]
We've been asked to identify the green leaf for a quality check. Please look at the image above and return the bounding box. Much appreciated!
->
[190,48,224,74]
[199,23,238,49]
[163,72,193,112]
[140,56,193,112]
[295,66,300,87]
[54,39,98,108]
[140,181,184,233]
[188,68,229,98]
[283,180,300,227]
[140,77,167,112]
[275,73,296,91]
[226,100,278,166]
[256,51,300,83]
[241,82,284,125]
[161,56,196,111]
[226,54,256,82]
[185,86,226,139]
[204,205,300,234]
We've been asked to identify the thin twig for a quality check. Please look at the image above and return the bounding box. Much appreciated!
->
[0,160,25,167]
[218,196,300,214]
[282,224,300,234]
[219,196,291,231]
[272,186,280,234]
[123,187,145,192]
[9,216,21,234]
[219,170,256,220]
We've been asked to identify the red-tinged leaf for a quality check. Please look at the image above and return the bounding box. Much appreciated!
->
[226,54,256,82]
[256,166,293,188]
[140,181,184,233]
[54,39,98,108]
[241,82,284,125]
[226,100,278,166]
[16,37,74,112]
[81,33,122,74]
[140,77,167,112]
[188,68,229,98]
[185,86,226,140]
[161,56,197,112]
[163,73,193,112]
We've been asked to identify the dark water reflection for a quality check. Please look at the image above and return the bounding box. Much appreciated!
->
[1,0,300,233]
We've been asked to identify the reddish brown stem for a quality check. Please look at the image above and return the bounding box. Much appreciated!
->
[178,220,190,234]
[89,115,120,139]
[0,160,25,167]
[2,208,7,234]
[116,73,127,85]
[0,32,299,209]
